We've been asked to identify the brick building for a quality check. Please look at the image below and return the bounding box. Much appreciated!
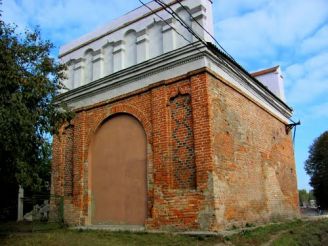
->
[51,0,299,231]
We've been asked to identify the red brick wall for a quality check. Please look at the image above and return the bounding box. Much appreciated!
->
[208,72,299,229]
[51,70,217,230]
[51,68,299,230]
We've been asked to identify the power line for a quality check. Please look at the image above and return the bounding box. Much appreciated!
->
[145,1,261,92]
[140,1,289,128]
[156,0,233,61]
[141,1,290,129]
[156,0,237,65]
[175,0,234,60]
[154,0,246,81]
[138,0,204,53]
[148,0,245,82]
[154,0,208,47]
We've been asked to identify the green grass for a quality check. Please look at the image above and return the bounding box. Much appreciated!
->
[0,219,327,245]
[0,223,224,246]
[227,219,328,246]
[0,221,63,233]
[272,219,328,246]
[225,219,302,245]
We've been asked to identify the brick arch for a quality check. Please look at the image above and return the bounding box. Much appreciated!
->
[89,104,152,147]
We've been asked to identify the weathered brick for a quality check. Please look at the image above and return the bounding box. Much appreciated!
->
[51,69,299,231]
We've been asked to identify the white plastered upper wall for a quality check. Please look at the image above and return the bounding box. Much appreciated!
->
[251,66,286,102]
[60,0,214,90]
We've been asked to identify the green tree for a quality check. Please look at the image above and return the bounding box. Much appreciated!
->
[308,190,315,201]
[298,189,309,206]
[305,131,328,209]
[0,19,73,218]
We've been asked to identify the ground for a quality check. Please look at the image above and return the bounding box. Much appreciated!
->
[0,218,327,245]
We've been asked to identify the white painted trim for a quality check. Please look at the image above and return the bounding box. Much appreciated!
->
[57,42,292,123]
[59,0,213,57]
[59,0,215,89]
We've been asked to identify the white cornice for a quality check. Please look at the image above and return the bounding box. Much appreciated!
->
[59,0,213,58]
[57,42,293,123]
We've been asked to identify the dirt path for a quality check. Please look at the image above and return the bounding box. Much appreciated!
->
[261,229,289,246]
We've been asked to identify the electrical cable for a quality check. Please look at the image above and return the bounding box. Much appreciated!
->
[151,0,256,109]
[157,0,235,62]
[158,0,262,91]
[141,0,290,128]
[148,0,275,90]
[293,124,297,145]
[138,0,204,54]
[175,0,234,60]
[154,0,208,47]
[160,0,257,88]
[155,0,244,81]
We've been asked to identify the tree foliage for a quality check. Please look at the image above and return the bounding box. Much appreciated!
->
[305,131,328,209]
[298,189,315,207]
[0,19,73,193]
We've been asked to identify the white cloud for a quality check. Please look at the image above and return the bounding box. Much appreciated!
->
[285,52,328,105]
[269,0,328,45]
[285,64,304,81]
[300,25,328,55]
[1,0,29,32]
[215,0,328,65]
[310,102,328,118]
[2,0,140,45]
[214,0,268,20]
[2,0,328,109]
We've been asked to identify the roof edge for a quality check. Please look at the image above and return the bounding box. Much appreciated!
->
[206,42,293,113]
[251,65,280,77]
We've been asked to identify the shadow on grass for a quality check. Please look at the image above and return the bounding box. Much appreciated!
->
[272,219,328,246]
[0,222,225,246]
[226,219,328,246]
[0,221,64,234]
[1,219,328,246]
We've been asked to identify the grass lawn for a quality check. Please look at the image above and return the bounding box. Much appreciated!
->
[0,218,327,245]
[226,219,328,246]
[0,227,224,246]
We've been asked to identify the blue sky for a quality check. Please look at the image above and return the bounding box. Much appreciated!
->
[2,0,328,191]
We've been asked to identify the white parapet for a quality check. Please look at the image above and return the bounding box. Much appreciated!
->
[251,66,286,102]
[59,0,214,91]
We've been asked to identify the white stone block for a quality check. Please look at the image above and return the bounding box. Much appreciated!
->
[103,43,114,76]
[136,31,149,63]
[148,22,163,59]
[113,41,125,72]
[59,0,215,89]
[162,20,176,53]
[74,59,85,87]
[92,51,104,81]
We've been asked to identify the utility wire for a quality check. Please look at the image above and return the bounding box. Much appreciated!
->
[138,0,204,53]
[155,0,239,68]
[154,0,251,84]
[176,0,234,61]
[141,1,293,144]
[154,0,208,47]
[293,124,297,145]
[143,1,292,139]
[151,1,251,93]
[154,0,236,68]
[138,0,196,49]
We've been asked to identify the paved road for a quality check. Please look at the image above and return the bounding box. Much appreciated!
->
[300,207,328,217]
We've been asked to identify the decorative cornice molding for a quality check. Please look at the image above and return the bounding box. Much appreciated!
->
[57,42,293,120]
[59,0,212,58]
[204,50,292,118]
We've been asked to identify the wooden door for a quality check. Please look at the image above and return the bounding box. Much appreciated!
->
[91,114,147,225]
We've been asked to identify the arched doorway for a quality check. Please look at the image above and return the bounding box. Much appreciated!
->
[90,114,147,225]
